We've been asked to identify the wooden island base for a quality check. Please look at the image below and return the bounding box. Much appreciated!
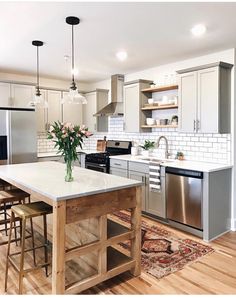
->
[31,186,141,294]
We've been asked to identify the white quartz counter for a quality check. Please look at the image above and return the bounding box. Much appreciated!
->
[110,154,232,172]
[0,162,142,201]
[37,149,103,158]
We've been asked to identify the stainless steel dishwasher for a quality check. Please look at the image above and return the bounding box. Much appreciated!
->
[166,167,203,230]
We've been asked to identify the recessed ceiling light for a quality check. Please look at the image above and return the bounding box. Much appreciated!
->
[191,24,206,37]
[116,51,127,61]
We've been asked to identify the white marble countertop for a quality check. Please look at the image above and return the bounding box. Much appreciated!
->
[110,154,232,172]
[37,149,103,158]
[0,162,142,201]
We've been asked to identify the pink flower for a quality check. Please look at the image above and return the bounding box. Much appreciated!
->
[62,133,68,138]
[85,131,92,137]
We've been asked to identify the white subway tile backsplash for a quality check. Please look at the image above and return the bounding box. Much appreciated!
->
[37,117,231,164]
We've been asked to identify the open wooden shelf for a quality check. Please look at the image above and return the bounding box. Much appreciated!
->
[107,219,129,239]
[141,124,178,129]
[107,246,132,271]
[141,104,178,111]
[141,84,178,93]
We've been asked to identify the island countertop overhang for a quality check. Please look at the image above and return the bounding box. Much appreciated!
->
[0,161,142,201]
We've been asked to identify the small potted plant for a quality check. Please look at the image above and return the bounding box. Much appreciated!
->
[171,115,178,125]
[176,151,184,160]
[140,140,156,157]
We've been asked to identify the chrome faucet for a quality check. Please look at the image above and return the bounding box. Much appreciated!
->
[157,136,170,159]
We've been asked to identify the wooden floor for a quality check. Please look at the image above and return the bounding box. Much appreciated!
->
[0,214,236,295]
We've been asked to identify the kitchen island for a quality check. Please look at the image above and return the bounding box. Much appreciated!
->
[0,162,142,294]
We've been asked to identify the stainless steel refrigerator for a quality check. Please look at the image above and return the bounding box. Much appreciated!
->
[0,107,37,164]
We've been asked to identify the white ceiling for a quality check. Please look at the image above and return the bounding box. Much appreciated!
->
[1,2,236,83]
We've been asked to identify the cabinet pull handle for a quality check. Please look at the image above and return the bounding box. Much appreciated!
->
[94,123,97,131]
[123,122,125,130]
[114,163,121,166]
[197,120,200,132]
[193,120,196,132]
[142,176,145,183]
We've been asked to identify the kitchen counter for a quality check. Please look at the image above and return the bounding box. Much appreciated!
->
[110,154,232,172]
[0,161,142,294]
[0,161,141,201]
[37,149,103,158]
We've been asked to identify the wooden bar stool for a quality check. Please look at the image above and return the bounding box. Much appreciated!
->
[5,201,53,294]
[0,189,32,245]
[0,179,12,190]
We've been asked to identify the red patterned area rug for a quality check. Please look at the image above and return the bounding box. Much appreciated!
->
[110,211,214,280]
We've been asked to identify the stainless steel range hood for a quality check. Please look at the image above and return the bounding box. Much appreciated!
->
[94,74,124,117]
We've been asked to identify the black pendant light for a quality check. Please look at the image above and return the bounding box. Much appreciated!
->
[64,16,87,104]
[29,40,47,108]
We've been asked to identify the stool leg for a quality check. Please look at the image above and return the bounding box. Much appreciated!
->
[43,214,49,277]
[19,218,26,295]
[30,217,36,267]
[3,202,8,236]
[5,210,14,292]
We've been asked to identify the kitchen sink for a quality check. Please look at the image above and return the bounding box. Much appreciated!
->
[135,156,175,163]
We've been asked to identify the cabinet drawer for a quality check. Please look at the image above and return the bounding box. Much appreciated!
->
[129,161,149,174]
[110,159,128,170]
[110,167,128,178]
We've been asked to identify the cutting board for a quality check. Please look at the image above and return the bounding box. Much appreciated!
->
[97,140,107,152]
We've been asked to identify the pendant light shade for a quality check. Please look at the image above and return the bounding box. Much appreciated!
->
[63,16,87,105]
[29,40,48,108]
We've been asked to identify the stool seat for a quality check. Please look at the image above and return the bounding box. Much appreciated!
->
[0,189,29,204]
[11,201,52,219]
[0,179,11,188]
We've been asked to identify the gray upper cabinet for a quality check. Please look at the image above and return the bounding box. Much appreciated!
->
[124,80,152,132]
[62,91,83,125]
[83,89,109,132]
[0,82,11,107]
[177,62,233,133]
[47,90,62,127]
[11,84,34,108]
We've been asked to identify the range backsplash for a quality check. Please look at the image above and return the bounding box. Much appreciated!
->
[38,117,231,164]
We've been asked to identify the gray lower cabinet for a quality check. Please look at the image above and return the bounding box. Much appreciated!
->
[110,167,128,178]
[129,170,148,211]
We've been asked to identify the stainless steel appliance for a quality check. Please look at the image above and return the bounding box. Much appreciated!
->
[0,107,37,164]
[166,167,203,230]
[85,140,132,173]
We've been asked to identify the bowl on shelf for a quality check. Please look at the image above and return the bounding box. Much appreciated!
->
[146,118,156,126]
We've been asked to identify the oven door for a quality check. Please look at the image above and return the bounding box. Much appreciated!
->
[85,162,108,173]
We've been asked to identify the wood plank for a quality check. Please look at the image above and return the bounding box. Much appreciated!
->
[141,104,178,111]
[141,124,178,128]
[130,186,142,276]
[141,85,178,93]
[98,215,107,275]
[52,200,66,294]
[66,187,137,223]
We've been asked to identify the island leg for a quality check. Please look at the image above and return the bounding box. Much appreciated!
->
[52,200,66,294]
[130,186,142,276]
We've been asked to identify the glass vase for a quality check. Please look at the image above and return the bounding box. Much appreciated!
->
[65,159,73,182]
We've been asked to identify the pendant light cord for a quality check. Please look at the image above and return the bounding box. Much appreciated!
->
[37,45,39,89]
[71,24,75,86]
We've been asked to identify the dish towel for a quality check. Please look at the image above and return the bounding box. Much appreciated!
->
[149,162,161,192]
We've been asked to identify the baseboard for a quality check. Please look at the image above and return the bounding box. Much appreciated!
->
[231,218,236,231]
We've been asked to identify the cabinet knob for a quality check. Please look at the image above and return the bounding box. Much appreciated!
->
[193,120,196,132]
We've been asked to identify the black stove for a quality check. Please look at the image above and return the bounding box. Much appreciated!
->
[85,140,132,173]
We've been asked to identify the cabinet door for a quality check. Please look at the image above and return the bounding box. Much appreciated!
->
[110,167,127,178]
[129,170,147,211]
[47,90,62,128]
[62,92,83,125]
[178,72,197,132]
[11,84,34,108]
[197,67,219,133]
[146,175,166,218]
[35,89,47,132]
[83,92,97,132]
[0,82,11,107]
[124,84,140,132]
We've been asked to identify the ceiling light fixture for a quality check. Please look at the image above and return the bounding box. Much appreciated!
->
[29,40,48,108]
[116,51,127,61]
[63,16,87,105]
[191,24,206,37]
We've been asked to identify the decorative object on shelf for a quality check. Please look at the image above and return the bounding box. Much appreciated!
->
[29,40,48,108]
[150,83,156,88]
[176,151,184,160]
[171,115,178,125]
[148,98,154,104]
[47,121,92,181]
[140,140,155,157]
[146,118,156,126]
[62,16,87,105]
[160,119,168,125]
